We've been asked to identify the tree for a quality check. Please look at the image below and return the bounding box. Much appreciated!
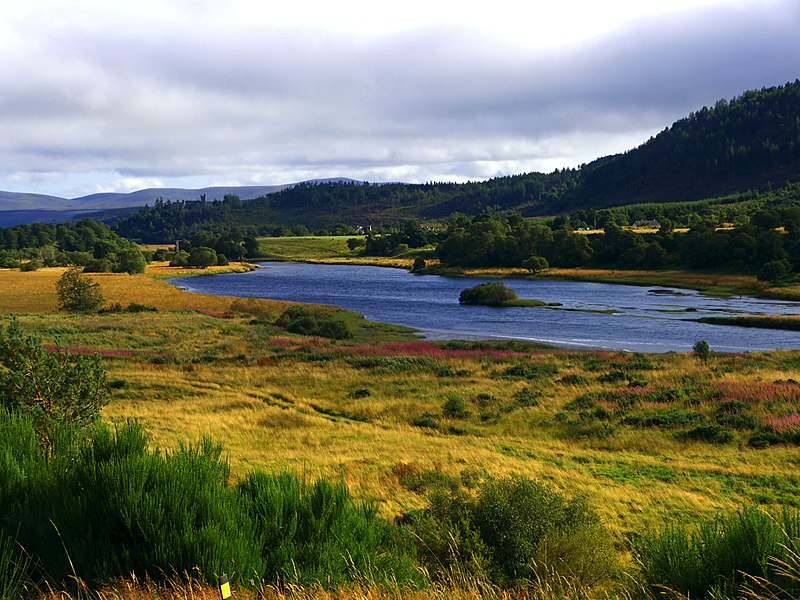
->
[757,259,792,284]
[187,246,218,268]
[0,320,109,452]
[116,247,147,274]
[521,255,549,274]
[56,268,104,312]
[693,339,710,361]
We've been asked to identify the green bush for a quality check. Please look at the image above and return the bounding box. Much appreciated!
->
[442,393,470,419]
[410,475,615,589]
[275,306,352,340]
[55,267,105,312]
[0,320,109,453]
[0,412,419,592]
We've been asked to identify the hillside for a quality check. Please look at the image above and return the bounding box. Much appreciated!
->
[4,81,800,233]
[110,81,800,238]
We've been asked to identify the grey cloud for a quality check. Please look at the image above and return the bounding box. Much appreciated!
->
[1,0,798,193]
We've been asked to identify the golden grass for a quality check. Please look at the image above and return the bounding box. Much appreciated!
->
[3,264,799,546]
[0,263,292,315]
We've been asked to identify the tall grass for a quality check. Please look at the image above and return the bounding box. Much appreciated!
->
[634,506,800,598]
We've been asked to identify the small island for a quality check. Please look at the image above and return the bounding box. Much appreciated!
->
[458,282,550,307]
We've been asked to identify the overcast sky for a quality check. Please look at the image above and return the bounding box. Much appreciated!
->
[1,0,798,199]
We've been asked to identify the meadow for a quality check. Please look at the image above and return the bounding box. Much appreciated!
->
[2,261,800,598]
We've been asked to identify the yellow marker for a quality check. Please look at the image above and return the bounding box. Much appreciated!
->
[219,574,232,599]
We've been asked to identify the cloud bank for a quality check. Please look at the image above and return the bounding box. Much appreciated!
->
[0,0,798,198]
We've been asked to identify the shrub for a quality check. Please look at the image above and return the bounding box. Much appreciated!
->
[680,423,734,444]
[19,259,42,272]
[0,413,420,591]
[459,282,518,306]
[693,339,711,361]
[410,475,615,589]
[748,431,788,448]
[55,267,104,312]
[275,306,352,340]
[442,393,470,419]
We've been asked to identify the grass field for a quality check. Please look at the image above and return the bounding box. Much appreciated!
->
[4,259,800,598]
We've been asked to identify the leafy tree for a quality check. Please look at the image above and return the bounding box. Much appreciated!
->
[521,255,549,273]
[757,259,792,283]
[187,246,218,268]
[116,247,147,274]
[55,268,104,312]
[0,320,109,452]
[693,340,711,361]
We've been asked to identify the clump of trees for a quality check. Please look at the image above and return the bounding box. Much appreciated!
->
[435,208,800,283]
[0,218,147,274]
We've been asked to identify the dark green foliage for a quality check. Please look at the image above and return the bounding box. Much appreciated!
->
[442,393,469,419]
[679,423,734,444]
[237,472,418,587]
[693,339,711,361]
[512,386,541,407]
[503,362,559,379]
[758,258,793,283]
[0,412,419,591]
[634,506,800,599]
[459,282,518,306]
[410,413,439,429]
[187,246,218,268]
[115,246,147,274]
[55,267,105,312]
[748,431,789,448]
[410,475,615,588]
[275,306,352,340]
[19,259,42,272]
[0,320,109,453]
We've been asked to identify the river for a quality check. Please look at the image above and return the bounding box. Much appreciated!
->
[170,262,800,352]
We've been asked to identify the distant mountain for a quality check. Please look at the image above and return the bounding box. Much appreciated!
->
[0,179,361,226]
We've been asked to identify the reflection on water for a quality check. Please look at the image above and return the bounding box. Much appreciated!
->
[170,262,800,353]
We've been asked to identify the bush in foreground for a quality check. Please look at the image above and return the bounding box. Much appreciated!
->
[408,475,616,590]
[0,412,418,593]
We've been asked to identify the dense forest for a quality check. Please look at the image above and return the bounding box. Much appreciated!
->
[108,80,800,240]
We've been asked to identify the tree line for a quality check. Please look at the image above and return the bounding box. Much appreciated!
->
[0,218,147,274]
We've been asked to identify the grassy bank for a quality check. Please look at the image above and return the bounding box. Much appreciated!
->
[2,262,800,598]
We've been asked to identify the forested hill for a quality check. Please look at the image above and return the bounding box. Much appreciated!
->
[564,80,800,209]
[111,81,800,239]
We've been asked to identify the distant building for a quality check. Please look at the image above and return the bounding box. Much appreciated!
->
[632,220,661,228]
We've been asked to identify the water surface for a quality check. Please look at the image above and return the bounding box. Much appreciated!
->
[171,262,800,352]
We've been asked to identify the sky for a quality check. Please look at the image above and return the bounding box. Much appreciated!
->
[1,0,798,200]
